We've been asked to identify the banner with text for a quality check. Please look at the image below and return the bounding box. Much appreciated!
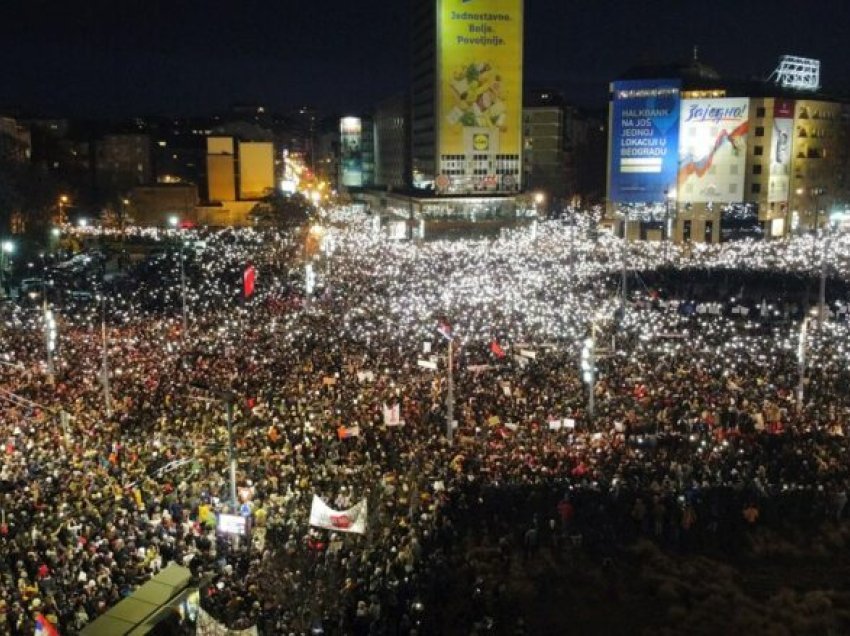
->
[768,98,794,203]
[609,79,681,203]
[437,0,523,174]
[678,98,749,204]
[309,495,368,534]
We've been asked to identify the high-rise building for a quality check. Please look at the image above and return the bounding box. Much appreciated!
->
[411,0,524,195]
[95,133,151,194]
[374,93,410,190]
[522,91,567,200]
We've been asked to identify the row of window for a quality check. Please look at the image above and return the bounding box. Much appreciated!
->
[754,106,837,121]
[439,154,520,161]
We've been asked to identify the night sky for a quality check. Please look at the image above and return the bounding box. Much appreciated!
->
[2,0,849,118]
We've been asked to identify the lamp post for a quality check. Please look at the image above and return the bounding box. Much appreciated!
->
[620,211,629,320]
[796,311,816,413]
[57,194,69,225]
[818,222,832,325]
[180,244,188,342]
[100,293,112,416]
[43,284,56,383]
[664,188,676,261]
[810,188,826,261]
[581,332,596,420]
[0,240,14,298]
[188,385,238,513]
[533,191,546,222]
[446,337,454,445]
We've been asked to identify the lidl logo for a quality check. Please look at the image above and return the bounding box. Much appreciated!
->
[473,133,489,151]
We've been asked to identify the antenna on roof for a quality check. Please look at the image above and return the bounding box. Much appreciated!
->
[693,45,699,62]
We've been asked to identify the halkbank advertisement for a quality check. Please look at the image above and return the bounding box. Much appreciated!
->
[437,0,523,160]
[609,79,681,203]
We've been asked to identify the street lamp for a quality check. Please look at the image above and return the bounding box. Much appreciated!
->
[188,385,239,514]
[0,240,14,298]
[534,192,545,218]
[57,195,69,225]
[78,218,88,228]
[664,188,676,260]
[581,334,596,419]
[796,310,817,412]
[168,215,180,228]
[436,325,455,445]
[43,301,56,383]
[99,293,112,416]
[818,221,834,325]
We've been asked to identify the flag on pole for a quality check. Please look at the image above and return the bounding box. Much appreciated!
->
[34,613,60,636]
[489,339,506,358]
[243,264,257,298]
[436,321,453,341]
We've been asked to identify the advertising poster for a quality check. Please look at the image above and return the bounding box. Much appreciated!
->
[678,98,749,203]
[609,79,681,203]
[768,99,794,203]
[340,117,363,188]
[437,0,523,170]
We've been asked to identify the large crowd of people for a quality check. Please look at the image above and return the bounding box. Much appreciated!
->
[1,208,850,634]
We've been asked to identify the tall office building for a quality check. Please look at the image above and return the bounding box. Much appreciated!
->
[410,0,523,195]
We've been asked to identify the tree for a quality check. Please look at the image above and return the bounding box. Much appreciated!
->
[249,192,315,228]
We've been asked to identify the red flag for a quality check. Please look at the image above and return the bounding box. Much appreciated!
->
[436,321,453,341]
[243,265,256,298]
[489,339,506,358]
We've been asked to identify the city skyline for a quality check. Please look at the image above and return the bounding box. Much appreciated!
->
[2,0,850,118]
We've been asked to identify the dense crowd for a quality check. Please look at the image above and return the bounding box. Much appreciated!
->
[1,209,850,634]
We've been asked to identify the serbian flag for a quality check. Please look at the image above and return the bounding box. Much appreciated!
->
[489,339,506,358]
[436,321,453,341]
[243,264,257,298]
[34,613,60,636]
[337,425,360,440]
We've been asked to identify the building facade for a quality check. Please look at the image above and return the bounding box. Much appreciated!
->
[606,58,850,242]
[95,134,152,194]
[410,0,523,195]
[374,93,410,190]
[205,137,275,203]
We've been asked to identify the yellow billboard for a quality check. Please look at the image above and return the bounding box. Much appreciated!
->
[437,0,523,161]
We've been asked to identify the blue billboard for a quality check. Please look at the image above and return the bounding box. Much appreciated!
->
[610,79,681,204]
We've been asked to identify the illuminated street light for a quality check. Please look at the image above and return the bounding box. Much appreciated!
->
[664,187,676,260]
[57,195,70,225]
[0,240,13,298]
[78,218,88,228]
[168,215,180,228]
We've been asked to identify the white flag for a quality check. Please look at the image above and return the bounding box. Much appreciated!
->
[309,495,367,534]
